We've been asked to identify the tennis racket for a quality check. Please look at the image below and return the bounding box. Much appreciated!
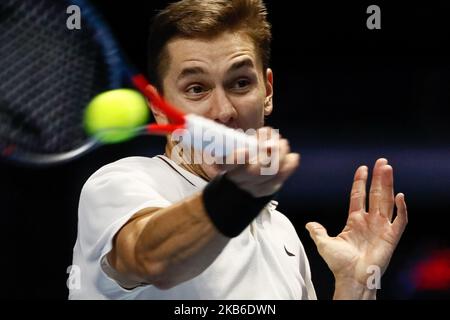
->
[0,0,256,166]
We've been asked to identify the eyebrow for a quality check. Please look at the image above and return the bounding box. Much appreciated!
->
[177,66,206,81]
[228,58,255,73]
[177,58,256,81]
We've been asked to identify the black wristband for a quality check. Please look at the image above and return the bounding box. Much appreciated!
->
[202,173,274,238]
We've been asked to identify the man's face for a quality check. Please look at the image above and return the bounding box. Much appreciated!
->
[157,31,273,130]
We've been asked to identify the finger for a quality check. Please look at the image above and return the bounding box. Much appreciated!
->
[226,138,291,187]
[250,152,300,194]
[262,152,299,181]
[219,128,279,171]
[380,165,395,221]
[271,138,289,159]
[257,137,287,174]
[256,127,280,163]
[369,158,388,214]
[256,127,280,142]
[226,150,284,186]
[392,193,408,236]
[349,165,368,213]
[305,222,330,246]
[219,148,249,172]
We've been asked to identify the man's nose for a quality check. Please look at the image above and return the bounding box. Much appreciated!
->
[208,89,238,125]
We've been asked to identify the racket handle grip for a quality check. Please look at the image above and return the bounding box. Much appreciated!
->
[182,114,258,157]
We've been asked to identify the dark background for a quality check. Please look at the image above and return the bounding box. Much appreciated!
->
[1,1,449,299]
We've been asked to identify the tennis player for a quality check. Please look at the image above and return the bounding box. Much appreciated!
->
[69,0,408,299]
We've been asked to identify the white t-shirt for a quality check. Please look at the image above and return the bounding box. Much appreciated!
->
[69,155,316,300]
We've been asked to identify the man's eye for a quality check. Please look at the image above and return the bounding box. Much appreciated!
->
[232,79,251,90]
[186,85,205,95]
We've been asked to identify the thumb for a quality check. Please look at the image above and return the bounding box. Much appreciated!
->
[305,222,329,244]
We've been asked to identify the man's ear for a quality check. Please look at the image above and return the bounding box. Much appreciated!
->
[146,88,169,124]
[264,68,274,116]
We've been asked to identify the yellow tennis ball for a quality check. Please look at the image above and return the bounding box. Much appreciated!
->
[84,89,150,144]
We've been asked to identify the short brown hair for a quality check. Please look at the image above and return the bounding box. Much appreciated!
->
[147,0,272,92]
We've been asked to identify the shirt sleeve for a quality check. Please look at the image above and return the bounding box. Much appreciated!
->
[77,163,172,296]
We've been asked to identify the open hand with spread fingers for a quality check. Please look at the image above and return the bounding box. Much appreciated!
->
[306,158,408,299]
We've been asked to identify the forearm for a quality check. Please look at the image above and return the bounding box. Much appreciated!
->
[135,193,228,287]
[113,192,228,289]
[333,277,377,300]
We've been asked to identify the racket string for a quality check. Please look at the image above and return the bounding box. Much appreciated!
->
[0,0,114,156]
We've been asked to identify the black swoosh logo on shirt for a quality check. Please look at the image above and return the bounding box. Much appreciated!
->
[284,245,295,257]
